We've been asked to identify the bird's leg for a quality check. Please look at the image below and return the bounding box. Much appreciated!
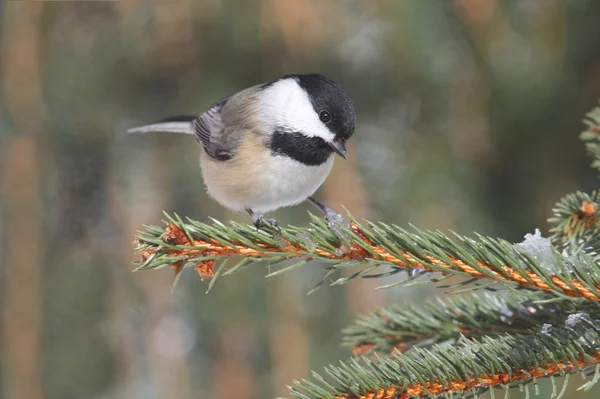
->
[306,197,350,233]
[246,208,281,235]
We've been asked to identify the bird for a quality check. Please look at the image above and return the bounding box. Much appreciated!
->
[128,73,356,233]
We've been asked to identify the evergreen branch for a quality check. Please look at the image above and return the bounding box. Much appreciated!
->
[549,100,600,253]
[290,319,600,399]
[135,213,600,300]
[549,190,600,256]
[581,101,600,173]
[345,291,600,356]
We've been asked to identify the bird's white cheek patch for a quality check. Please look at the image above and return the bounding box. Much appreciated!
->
[259,78,335,143]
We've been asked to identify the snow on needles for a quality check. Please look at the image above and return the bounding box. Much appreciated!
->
[515,229,561,274]
[541,323,553,336]
[565,312,589,328]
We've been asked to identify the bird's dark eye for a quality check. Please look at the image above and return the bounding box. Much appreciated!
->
[319,110,331,123]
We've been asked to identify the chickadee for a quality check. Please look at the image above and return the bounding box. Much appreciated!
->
[128,73,355,231]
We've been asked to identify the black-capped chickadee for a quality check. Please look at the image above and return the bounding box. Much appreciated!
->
[128,73,355,231]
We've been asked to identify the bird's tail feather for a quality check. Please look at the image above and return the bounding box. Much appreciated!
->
[127,115,196,134]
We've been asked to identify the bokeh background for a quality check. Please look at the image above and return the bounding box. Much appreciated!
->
[2,1,600,398]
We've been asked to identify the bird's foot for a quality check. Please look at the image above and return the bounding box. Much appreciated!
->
[306,197,350,238]
[247,209,281,235]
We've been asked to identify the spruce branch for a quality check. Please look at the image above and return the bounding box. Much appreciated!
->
[549,190,600,258]
[581,101,600,173]
[135,213,600,300]
[291,319,600,399]
[344,291,600,356]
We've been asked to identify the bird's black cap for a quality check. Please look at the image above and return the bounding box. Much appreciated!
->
[291,73,356,141]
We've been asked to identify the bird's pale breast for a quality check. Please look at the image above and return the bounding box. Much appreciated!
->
[200,131,334,213]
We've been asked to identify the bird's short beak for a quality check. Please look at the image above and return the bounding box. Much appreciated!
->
[329,138,347,159]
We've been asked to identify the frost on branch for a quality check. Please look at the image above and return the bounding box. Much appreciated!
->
[516,229,564,274]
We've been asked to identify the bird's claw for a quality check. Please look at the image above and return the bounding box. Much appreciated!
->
[263,218,281,235]
[305,197,350,238]
[252,215,281,235]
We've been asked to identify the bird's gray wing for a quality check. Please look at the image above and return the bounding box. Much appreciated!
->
[193,86,260,161]
[192,97,230,159]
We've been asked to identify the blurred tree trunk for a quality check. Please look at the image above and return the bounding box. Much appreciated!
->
[152,0,196,70]
[1,138,45,399]
[266,278,309,398]
[110,0,198,390]
[212,316,256,399]
[0,3,46,399]
[110,136,195,399]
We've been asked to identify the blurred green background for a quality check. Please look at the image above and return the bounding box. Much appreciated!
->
[1,1,600,398]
